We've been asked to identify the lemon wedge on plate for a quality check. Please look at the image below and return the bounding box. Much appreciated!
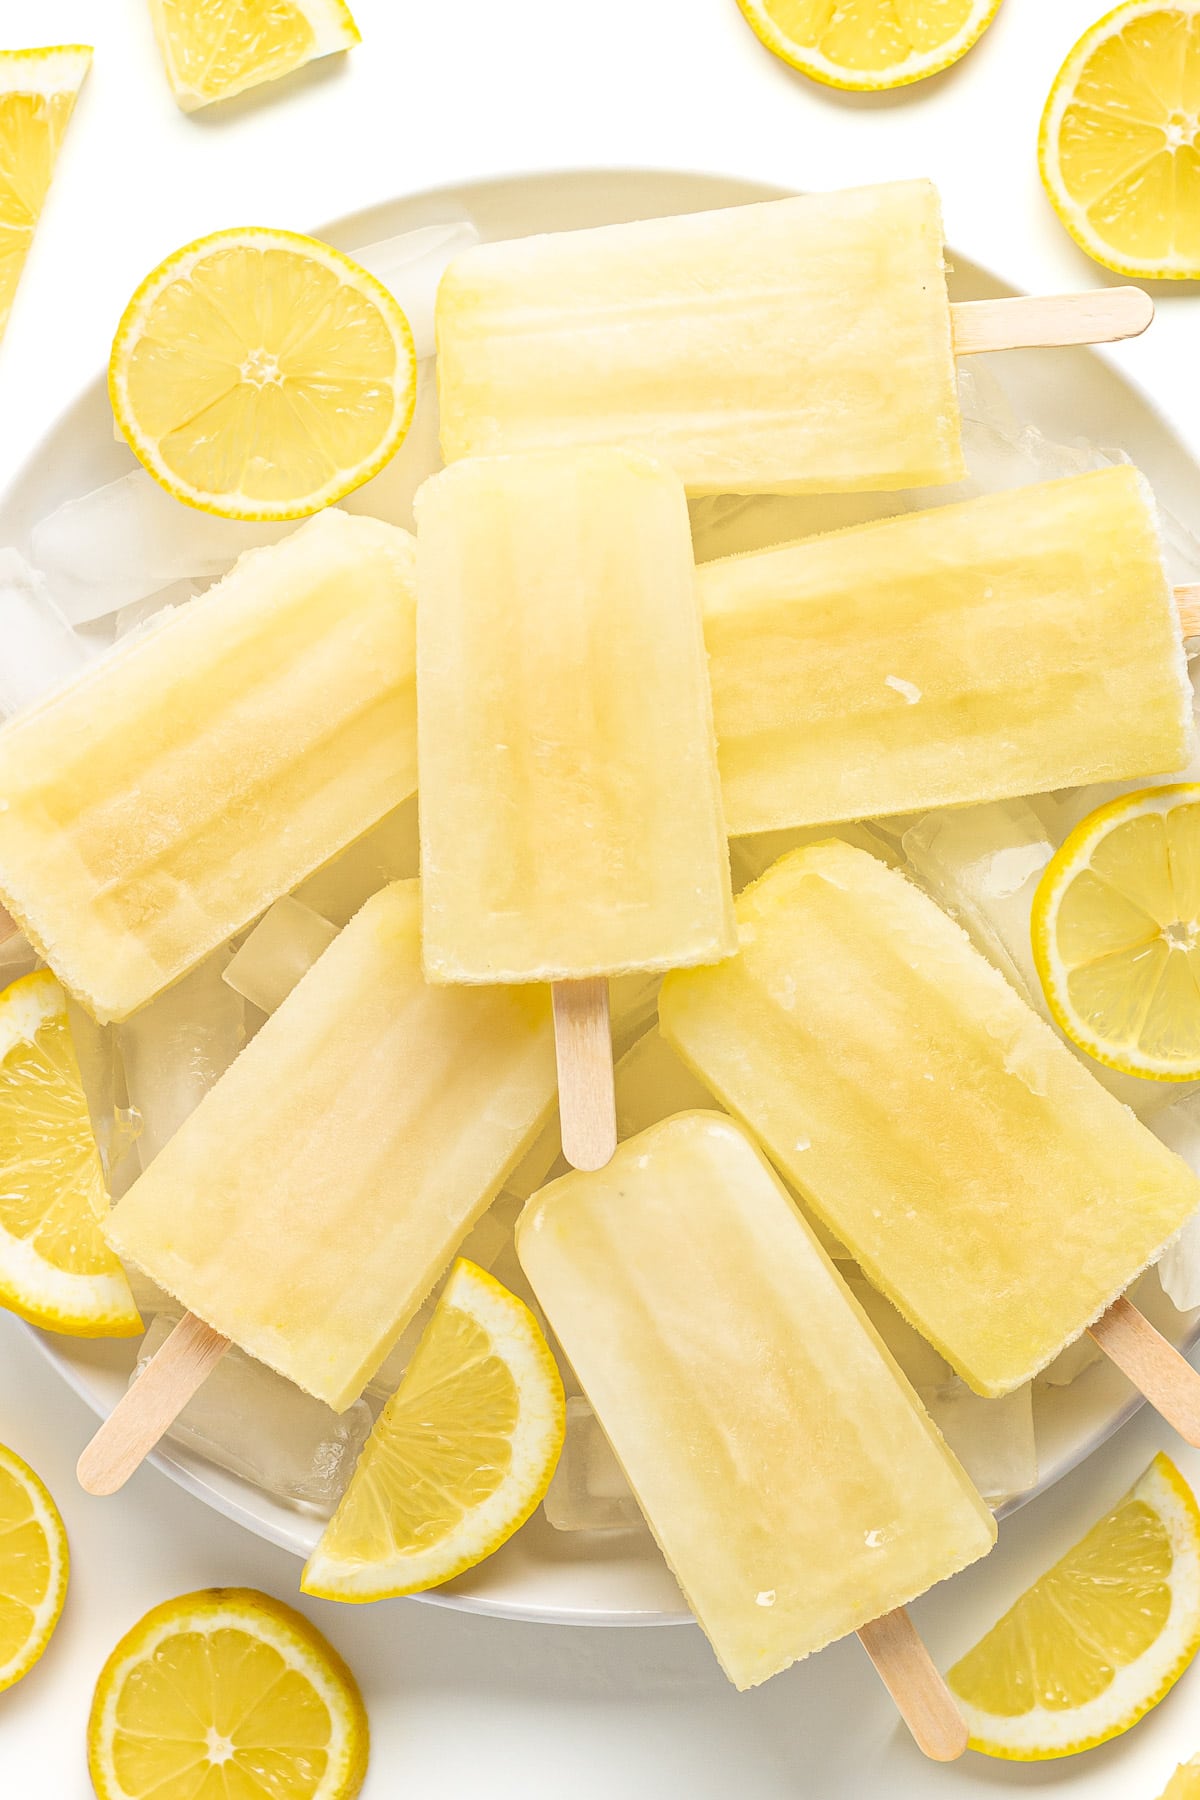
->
[1041,2,1200,277]
[0,46,90,343]
[147,0,360,112]
[110,226,416,520]
[734,0,1003,90]
[0,1442,68,1694]
[1032,785,1200,1080]
[0,971,141,1337]
[949,1453,1200,1759]
[88,1588,369,1800]
[302,1259,565,1601]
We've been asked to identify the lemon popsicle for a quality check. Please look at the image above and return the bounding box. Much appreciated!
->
[518,1114,994,1738]
[661,844,1200,1401]
[704,467,1193,835]
[0,509,418,1022]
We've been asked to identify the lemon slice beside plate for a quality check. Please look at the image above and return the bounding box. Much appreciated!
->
[734,0,1003,91]
[148,0,360,112]
[0,46,90,343]
[0,1442,68,1694]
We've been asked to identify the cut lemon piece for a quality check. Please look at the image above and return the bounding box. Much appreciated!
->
[1032,785,1200,1080]
[88,1588,368,1800]
[302,1260,565,1601]
[1161,1756,1200,1798]
[735,0,1003,90]
[147,0,360,112]
[949,1453,1200,1759]
[110,227,416,520]
[0,1442,68,1694]
[1041,2,1200,278]
[0,46,90,342]
[0,971,140,1337]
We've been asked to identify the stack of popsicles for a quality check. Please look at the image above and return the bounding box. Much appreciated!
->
[3,176,1200,1757]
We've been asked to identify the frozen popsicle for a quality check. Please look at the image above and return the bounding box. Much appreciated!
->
[660,842,1200,1431]
[0,508,417,1022]
[702,468,1194,835]
[416,446,735,1169]
[437,180,1153,496]
[519,1112,994,1754]
[77,880,557,1493]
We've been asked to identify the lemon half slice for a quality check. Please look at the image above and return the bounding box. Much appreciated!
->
[0,971,140,1337]
[735,0,1003,90]
[88,1588,369,1800]
[110,227,416,520]
[949,1453,1200,1759]
[0,1442,68,1694]
[0,46,90,343]
[1041,2,1200,278]
[1032,785,1200,1080]
[147,0,360,112]
[302,1260,565,1601]
[1161,1757,1200,1798]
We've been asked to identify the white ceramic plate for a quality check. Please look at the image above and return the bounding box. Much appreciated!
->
[7,167,1200,1628]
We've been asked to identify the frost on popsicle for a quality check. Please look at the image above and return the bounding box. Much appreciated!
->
[544,1396,645,1534]
[0,550,87,716]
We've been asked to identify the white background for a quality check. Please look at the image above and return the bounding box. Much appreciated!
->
[1,1,1200,1795]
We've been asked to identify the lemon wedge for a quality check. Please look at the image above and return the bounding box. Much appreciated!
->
[1041,2,1200,277]
[1161,1756,1200,1798]
[1032,785,1200,1081]
[88,1587,369,1800]
[110,226,416,520]
[0,46,90,343]
[0,971,141,1337]
[0,1442,68,1694]
[302,1260,565,1601]
[147,0,360,112]
[949,1453,1200,1758]
[734,0,1003,90]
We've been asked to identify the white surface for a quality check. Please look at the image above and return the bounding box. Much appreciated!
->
[3,0,1200,1792]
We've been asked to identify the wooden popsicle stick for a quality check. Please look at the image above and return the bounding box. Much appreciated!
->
[1087,1296,1200,1446]
[77,1311,230,1495]
[951,287,1153,357]
[856,1607,968,1762]
[1176,585,1200,638]
[552,977,617,1173]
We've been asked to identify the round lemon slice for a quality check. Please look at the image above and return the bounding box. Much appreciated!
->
[734,0,1003,90]
[88,1588,369,1800]
[949,1453,1200,1758]
[1040,2,1200,278]
[0,1442,68,1694]
[1032,785,1200,1080]
[302,1259,566,1601]
[0,971,141,1336]
[110,227,416,521]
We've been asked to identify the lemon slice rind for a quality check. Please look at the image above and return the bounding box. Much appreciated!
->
[735,0,1002,91]
[0,1442,68,1694]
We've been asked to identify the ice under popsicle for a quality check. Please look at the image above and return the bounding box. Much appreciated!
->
[660,843,1200,1398]
[0,508,417,1022]
[104,881,557,1412]
[702,467,1193,836]
[518,1112,995,1692]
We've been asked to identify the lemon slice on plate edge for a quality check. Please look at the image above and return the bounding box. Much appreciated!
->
[734,0,1003,92]
[0,1441,68,1694]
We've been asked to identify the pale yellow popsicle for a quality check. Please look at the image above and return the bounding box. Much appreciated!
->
[702,467,1192,835]
[416,447,735,983]
[436,181,963,496]
[106,881,557,1409]
[660,843,1200,1397]
[517,1113,995,1689]
[0,509,418,1022]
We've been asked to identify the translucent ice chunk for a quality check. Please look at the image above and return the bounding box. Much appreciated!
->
[366,1294,436,1401]
[343,359,442,532]
[609,969,664,1055]
[543,1396,645,1534]
[918,1377,1038,1507]
[615,1028,715,1142]
[113,579,202,642]
[1036,1334,1103,1388]
[31,469,289,623]
[135,1313,372,1512]
[223,897,339,1016]
[0,550,87,716]
[846,1277,951,1391]
[118,953,246,1168]
[65,997,141,1200]
[349,218,481,360]
[293,796,420,925]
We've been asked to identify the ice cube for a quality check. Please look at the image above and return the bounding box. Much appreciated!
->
[615,1028,715,1142]
[65,997,141,1200]
[543,1397,646,1534]
[113,579,203,642]
[366,1295,437,1401]
[135,1313,371,1512]
[0,550,88,716]
[223,897,339,1016]
[117,953,246,1167]
[847,1277,951,1391]
[609,968,664,1055]
[343,359,442,532]
[1036,1334,1104,1388]
[918,1377,1038,1507]
[31,469,289,623]
[349,217,481,360]
[293,796,420,925]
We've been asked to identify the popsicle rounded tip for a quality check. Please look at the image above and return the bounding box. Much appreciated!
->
[1112,283,1155,338]
[76,1437,134,1497]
